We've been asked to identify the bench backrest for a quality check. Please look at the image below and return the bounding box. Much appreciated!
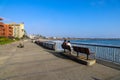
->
[72,46,90,55]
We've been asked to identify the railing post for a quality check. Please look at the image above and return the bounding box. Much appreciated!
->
[77,52,79,57]
[87,54,89,60]
[113,48,116,63]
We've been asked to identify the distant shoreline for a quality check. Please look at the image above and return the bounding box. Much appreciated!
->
[56,38,120,41]
[72,38,120,40]
[32,38,120,41]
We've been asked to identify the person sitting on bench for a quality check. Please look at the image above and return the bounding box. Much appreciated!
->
[66,40,72,54]
[61,39,67,52]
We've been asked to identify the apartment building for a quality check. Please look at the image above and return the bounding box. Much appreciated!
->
[9,23,24,38]
[0,22,13,37]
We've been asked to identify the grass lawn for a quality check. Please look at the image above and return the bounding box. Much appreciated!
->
[0,37,16,45]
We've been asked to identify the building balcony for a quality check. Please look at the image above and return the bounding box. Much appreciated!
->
[9,30,13,32]
[0,25,4,27]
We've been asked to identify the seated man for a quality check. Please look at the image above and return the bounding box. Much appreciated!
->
[61,39,67,52]
[61,40,72,54]
[66,40,72,54]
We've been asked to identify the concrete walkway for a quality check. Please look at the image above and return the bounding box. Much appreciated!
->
[0,40,120,80]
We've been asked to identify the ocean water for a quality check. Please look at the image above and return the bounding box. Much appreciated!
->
[70,39,120,47]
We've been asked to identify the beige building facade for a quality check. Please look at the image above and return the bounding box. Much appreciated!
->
[9,23,24,38]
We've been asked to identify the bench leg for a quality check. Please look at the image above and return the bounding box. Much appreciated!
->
[64,49,66,52]
[94,53,96,59]
[87,54,89,60]
[69,52,71,54]
[77,52,79,57]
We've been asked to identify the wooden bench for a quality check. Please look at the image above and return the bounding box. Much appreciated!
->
[72,46,95,60]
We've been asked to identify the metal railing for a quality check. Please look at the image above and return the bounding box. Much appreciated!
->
[71,42,120,64]
[35,40,120,64]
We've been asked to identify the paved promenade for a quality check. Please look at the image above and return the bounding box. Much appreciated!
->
[0,40,120,80]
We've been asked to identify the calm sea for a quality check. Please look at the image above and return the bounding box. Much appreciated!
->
[70,39,120,47]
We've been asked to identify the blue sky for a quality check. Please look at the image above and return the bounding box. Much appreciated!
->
[0,0,120,38]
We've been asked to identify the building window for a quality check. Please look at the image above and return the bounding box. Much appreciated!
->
[0,25,4,27]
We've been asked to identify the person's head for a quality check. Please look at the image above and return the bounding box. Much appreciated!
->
[64,39,67,42]
[68,40,70,43]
